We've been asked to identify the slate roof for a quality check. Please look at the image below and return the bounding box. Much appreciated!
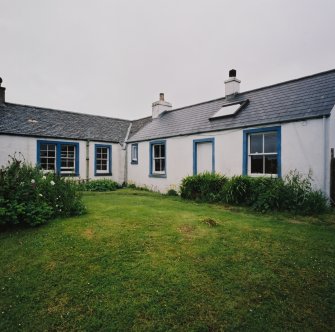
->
[129,116,152,138]
[0,103,131,143]
[128,69,335,142]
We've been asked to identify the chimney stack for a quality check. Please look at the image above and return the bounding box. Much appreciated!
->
[225,69,240,98]
[152,93,172,119]
[0,78,5,104]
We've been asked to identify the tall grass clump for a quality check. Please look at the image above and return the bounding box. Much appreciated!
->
[0,156,86,227]
[180,172,227,202]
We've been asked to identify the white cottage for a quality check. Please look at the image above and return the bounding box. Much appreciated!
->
[1,69,335,197]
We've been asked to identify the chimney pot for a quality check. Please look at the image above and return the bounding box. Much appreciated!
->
[159,93,164,101]
[229,69,237,78]
[0,77,5,104]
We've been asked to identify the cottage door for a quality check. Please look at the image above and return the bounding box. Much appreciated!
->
[196,142,213,174]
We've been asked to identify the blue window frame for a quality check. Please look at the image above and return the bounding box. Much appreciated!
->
[243,126,281,177]
[131,143,138,164]
[94,144,112,176]
[149,140,166,177]
[37,140,79,176]
[193,138,215,175]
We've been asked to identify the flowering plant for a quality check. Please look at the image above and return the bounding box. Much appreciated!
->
[0,156,86,227]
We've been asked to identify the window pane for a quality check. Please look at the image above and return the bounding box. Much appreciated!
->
[154,145,160,158]
[160,144,165,158]
[264,133,277,153]
[265,155,277,174]
[250,134,263,153]
[134,146,138,159]
[251,155,263,174]
[154,159,161,171]
[161,159,165,172]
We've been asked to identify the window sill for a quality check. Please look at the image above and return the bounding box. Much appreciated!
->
[94,173,112,176]
[149,173,167,178]
[60,173,80,177]
[131,161,138,165]
[248,173,279,178]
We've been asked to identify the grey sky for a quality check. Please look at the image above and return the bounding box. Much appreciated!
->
[1,0,334,120]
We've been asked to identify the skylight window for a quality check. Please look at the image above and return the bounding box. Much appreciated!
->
[210,100,249,120]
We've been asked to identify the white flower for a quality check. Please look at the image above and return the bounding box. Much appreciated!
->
[39,194,43,197]
[31,179,35,184]
[42,176,46,180]
[50,181,55,186]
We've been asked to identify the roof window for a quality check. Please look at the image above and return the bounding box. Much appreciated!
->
[210,100,249,120]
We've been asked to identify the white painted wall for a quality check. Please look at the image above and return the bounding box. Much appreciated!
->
[0,135,125,184]
[281,119,327,192]
[127,118,328,193]
[127,130,244,193]
[1,115,331,193]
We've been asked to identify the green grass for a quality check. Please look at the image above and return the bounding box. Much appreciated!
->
[1,189,334,331]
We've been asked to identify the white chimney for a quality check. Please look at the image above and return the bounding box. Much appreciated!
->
[225,69,240,97]
[152,93,172,119]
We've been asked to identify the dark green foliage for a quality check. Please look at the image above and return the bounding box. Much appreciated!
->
[180,172,227,202]
[180,171,329,215]
[80,179,119,192]
[125,183,151,191]
[223,175,254,205]
[167,189,179,196]
[0,157,86,227]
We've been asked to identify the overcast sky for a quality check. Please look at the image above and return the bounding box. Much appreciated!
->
[0,0,334,120]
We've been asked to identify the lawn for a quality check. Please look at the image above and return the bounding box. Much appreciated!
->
[0,189,334,331]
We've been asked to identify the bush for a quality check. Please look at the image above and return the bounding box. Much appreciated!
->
[180,171,329,215]
[167,189,179,196]
[180,172,227,202]
[222,175,254,205]
[80,179,119,192]
[0,156,86,227]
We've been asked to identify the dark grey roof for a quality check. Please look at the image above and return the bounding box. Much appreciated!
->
[0,103,131,143]
[128,69,335,142]
[129,116,152,138]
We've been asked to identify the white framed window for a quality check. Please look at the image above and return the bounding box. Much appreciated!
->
[248,132,278,175]
[95,145,111,175]
[61,144,76,174]
[131,143,138,164]
[37,140,79,176]
[243,127,281,177]
[39,143,56,171]
[149,140,166,177]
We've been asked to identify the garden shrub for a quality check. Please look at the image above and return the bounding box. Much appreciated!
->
[222,175,254,205]
[167,189,179,196]
[180,171,329,215]
[180,172,227,202]
[0,156,86,227]
[80,179,119,192]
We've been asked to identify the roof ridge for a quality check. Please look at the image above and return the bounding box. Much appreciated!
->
[239,68,335,95]
[160,68,335,115]
[4,102,131,122]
